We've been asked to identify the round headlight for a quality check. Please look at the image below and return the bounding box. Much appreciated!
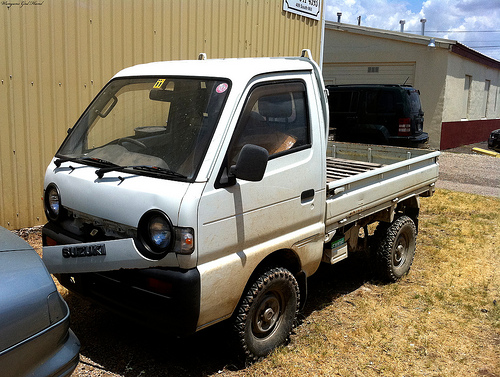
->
[45,184,61,220]
[137,210,174,260]
[148,216,172,249]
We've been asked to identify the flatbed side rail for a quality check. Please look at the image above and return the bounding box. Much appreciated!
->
[327,142,436,165]
[327,150,440,190]
[325,149,440,231]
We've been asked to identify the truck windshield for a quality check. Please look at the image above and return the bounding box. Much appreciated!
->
[57,77,230,180]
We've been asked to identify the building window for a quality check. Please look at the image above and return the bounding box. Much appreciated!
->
[484,79,491,118]
[368,67,379,73]
[464,75,472,119]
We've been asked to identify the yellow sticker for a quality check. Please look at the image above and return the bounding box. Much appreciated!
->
[153,79,166,89]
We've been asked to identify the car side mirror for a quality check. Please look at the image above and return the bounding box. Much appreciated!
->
[230,144,269,182]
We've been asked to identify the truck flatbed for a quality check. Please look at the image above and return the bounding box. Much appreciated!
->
[326,157,383,182]
[325,141,439,231]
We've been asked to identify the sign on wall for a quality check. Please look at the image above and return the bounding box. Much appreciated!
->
[283,0,322,21]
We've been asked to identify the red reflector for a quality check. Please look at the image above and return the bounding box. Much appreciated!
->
[146,278,172,295]
[398,118,411,136]
[45,236,58,246]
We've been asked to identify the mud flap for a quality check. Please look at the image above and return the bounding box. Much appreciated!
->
[42,238,176,274]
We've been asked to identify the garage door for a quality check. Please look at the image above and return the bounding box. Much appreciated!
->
[322,62,415,86]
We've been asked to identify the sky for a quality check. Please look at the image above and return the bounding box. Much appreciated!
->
[324,0,500,61]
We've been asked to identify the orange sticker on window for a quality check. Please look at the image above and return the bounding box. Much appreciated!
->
[153,79,166,89]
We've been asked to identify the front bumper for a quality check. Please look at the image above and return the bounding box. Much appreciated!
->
[43,223,201,336]
[56,268,200,336]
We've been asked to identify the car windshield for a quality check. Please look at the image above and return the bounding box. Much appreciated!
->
[57,77,230,180]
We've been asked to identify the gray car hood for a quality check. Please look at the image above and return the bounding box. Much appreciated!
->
[0,227,62,352]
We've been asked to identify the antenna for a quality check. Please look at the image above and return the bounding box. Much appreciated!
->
[403,76,410,85]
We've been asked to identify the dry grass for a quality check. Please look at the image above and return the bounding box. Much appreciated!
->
[16,189,499,377]
[219,189,500,377]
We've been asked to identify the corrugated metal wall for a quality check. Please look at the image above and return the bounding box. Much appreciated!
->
[0,0,322,229]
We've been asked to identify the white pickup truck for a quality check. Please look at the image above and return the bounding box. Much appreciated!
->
[42,50,439,360]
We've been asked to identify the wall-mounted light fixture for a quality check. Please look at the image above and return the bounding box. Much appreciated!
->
[428,38,436,48]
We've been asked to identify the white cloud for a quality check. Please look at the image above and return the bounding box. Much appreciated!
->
[324,0,500,60]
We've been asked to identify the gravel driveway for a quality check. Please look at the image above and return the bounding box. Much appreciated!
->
[436,142,500,198]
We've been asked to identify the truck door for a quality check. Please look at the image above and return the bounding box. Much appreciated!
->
[196,77,326,323]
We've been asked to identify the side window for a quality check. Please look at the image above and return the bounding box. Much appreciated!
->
[228,81,310,165]
[330,91,358,113]
[366,91,395,114]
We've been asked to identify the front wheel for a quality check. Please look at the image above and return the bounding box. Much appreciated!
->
[373,215,417,282]
[233,267,299,361]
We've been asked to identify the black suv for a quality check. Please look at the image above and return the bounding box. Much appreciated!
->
[326,84,429,147]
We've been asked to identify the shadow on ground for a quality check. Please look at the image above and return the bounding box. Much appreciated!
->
[67,251,373,377]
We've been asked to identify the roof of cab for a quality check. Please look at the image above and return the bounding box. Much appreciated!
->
[113,56,314,81]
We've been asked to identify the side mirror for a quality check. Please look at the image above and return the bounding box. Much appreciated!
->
[230,144,269,182]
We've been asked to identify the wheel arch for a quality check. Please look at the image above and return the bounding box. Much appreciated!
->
[396,196,420,232]
[235,248,306,313]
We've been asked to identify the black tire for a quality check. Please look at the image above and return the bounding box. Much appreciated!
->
[233,267,299,361]
[373,215,417,282]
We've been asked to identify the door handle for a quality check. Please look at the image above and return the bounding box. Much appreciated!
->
[301,189,315,203]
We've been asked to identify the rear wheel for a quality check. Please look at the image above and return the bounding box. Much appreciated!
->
[373,215,416,282]
[233,267,299,361]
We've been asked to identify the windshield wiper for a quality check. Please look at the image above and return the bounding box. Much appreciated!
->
[54,156,118,168]
[95,165,186,179]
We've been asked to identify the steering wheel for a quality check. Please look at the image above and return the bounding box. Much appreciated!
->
[117,137,146,148]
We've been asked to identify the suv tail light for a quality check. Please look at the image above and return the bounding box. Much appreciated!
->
[398,118,411,136]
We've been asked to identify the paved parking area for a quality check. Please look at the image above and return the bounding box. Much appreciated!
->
[436,142,499,197]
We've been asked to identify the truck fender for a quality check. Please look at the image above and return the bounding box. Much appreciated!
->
[236,249,307,311]
[196,247,309,331]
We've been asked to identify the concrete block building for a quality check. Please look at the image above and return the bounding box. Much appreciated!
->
[323,21,500,150]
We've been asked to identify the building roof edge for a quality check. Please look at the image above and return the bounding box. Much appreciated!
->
[325,21,500,69]
[451,43,500,69]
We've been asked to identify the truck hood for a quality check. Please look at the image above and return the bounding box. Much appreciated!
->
[45,160,190,228]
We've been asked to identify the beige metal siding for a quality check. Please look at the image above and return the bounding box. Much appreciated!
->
[0,0,322,229]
